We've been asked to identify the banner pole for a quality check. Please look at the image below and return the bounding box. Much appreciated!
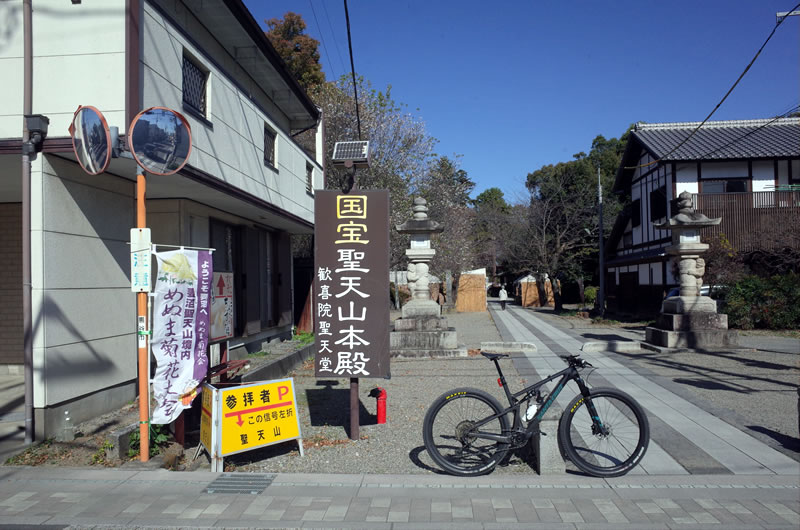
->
[350,377,359,440]
[136,171,150,462]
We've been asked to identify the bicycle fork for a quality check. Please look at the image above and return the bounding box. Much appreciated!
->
[575,376,610,437]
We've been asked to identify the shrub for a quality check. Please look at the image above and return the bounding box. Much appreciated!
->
[723,273,800,330]
[583,286,598,306]
[389,283,411,307]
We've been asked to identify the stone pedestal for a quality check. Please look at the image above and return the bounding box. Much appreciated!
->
[390,316,465,358]
[646,311,738,349]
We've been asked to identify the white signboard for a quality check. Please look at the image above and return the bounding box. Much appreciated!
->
[211,272,234,342]
[130,228,152,292]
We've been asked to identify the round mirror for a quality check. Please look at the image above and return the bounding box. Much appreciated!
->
[69,106,111,175]
[128,107,192,176]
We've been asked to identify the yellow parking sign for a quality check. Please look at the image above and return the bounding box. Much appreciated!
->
[199,378,303,471]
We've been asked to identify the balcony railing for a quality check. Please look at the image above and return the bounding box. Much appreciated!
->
[691,191,800,252]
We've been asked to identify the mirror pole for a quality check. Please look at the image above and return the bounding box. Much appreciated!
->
[136,170,151,462]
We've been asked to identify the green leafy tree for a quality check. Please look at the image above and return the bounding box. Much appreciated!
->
[473,187,510,278]
[504,134,626,310]
[265,12,325,91]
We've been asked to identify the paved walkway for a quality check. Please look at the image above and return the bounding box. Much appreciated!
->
[0,467,798,528]
[492,305,799,477]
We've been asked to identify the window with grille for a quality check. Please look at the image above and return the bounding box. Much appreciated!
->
[306,163,313,193]
[264,126,276,167]
[182,55,208,116]
[631,199,641,227]
[650,186,667,220]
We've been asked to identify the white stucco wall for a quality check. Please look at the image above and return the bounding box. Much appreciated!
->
[675,162,699,195]
[0,0,126,139]
[34,155,135,407]
[751,161,773,192]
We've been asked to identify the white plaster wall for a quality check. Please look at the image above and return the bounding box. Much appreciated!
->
[141,4,316,226]
[751,161,773,192]
[700,161,748,180]
[34,155,134,406]
[778,160,789,187]
[650,262,662,285]
[638,265,648,285]
[675,163,698,195]
[631,186,642,246]
[0,0,126,139]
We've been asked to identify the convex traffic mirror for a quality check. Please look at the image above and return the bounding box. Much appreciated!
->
[69,106,111,175]
[128,107,192,175]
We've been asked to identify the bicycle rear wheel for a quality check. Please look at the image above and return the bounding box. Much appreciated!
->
[423,388,510,476]
[559,388,649,477]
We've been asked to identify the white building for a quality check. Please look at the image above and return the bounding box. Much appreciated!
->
[606,118,800,315]
[0,0,323,438]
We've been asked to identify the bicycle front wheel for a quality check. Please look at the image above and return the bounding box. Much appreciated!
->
[423,388,510,476]
[559,388,649,477]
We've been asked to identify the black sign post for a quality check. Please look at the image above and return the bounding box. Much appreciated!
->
[314,190,390,439]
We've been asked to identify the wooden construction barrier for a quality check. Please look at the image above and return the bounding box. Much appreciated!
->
[517,279,556,308]
[456,274,487,312]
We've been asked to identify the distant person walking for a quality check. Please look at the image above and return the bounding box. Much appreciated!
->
[499,285,508,310]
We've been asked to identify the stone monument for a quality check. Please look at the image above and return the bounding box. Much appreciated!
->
[390,197,466,358]
[645,191,738,349]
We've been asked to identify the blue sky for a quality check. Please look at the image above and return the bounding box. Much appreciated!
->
[244,1,800,200]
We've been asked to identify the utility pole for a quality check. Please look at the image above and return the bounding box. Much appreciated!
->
[597,167,605,317]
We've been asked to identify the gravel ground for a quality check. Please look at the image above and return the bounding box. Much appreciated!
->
[220,355,538,475]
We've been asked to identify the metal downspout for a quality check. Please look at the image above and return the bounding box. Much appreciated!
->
[22,0,35,444]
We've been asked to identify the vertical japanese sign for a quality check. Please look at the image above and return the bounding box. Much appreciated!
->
[130,228,152,292]
[314,190,390,378]
[151,249,213,424]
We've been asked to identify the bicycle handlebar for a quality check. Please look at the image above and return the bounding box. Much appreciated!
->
[562,355,592,369]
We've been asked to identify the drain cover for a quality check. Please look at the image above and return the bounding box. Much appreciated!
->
[204,473,275,494]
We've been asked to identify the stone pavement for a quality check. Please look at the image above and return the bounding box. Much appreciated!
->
[0,304,798,528]
[0,467,798,528]
[491,304,799,476]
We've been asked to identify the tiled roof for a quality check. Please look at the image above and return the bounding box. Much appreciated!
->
[633,118,800,160]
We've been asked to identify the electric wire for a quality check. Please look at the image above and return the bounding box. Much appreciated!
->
[693,103,800,160]
[343,0,362,140]
[308,0,338,81]
[321,0,348,78]
[625,1,800,170]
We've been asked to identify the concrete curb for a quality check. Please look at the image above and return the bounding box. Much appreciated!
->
[480,341,537,354]
[581,340,644,353]
[241,343,316,382]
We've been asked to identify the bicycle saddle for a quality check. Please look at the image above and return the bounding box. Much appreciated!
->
[480,351,509,360]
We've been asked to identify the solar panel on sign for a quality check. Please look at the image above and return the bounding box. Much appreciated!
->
[332,141,369,167]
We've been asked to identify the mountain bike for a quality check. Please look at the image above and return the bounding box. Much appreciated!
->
[423,351,649,477]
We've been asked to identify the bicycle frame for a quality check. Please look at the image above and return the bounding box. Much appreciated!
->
[469,356,606,445]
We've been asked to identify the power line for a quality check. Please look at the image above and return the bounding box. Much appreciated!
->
[321,0,348,77]
[625,1,800,170]
[343,0,362,140]
[308,0,337,80]
[694,105,800,160]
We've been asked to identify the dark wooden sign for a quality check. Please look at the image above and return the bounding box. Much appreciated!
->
[314,190,390,378]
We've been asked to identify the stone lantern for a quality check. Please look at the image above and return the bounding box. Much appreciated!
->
[395,197,444,318]
[390,197,465,358]
[645,192,738,349]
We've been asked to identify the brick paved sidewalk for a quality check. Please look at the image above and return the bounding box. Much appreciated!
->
[0,467,798,528]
